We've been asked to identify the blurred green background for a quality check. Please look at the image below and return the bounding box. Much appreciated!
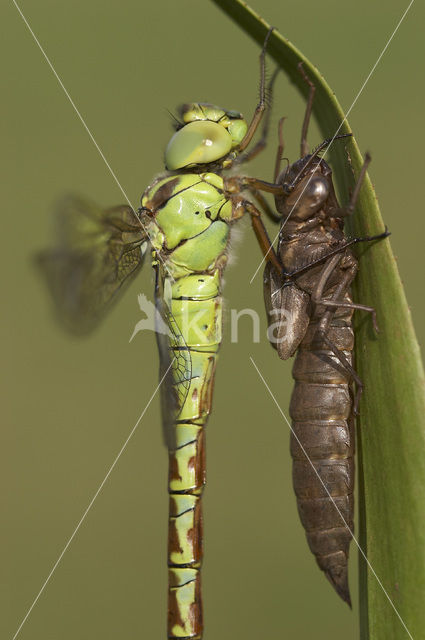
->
[3,1,424,638]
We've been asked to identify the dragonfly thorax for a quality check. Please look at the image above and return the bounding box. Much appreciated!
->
[165,102,247,170]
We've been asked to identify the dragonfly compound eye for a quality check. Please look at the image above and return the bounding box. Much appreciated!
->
[285,175,330,220]
[165,120,233,170]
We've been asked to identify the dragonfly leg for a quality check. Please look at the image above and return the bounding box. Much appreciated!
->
[283,228,390,278]
[313,262,379,333]
[311,252,386,411]
[225,174,283,196]
[274,116,287,181]
[310,257,367,413]
[329,152,372,218]
[317,329,364,415]
[298,62,316,157]
[235,67,279,167]
[245,187,282,223]
[243,199,283,273]
[238,28,274,152]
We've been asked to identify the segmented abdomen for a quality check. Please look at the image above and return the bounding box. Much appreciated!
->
[142,171,234,638]
[289,309,354,605]
[167,273,222,639]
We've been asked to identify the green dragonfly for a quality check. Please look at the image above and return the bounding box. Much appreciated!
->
[38,29,284,639]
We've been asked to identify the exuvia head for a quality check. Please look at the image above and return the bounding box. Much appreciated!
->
[281,133,353,195]
[275,134,353,223]
[164,103,248,170]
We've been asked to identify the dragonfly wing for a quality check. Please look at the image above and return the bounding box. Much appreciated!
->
[264,262,310,359]
[154,270,192,450]
[37,195,148,334]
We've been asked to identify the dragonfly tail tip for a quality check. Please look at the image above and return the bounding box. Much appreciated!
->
[322,560,351,608]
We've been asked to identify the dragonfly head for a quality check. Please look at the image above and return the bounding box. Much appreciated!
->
[164,103,247,170]
[280,133,353,195]
[280,155,323,194]
[277,158,331,222]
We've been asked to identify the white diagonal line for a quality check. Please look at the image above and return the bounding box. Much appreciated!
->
[11,0,173,280]
[334,0,415,130]
[250,356,414,640]
[11,359,174,640]
[12,0,130,207]
[249,0,415,284]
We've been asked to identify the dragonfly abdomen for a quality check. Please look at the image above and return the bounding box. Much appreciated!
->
[289,314,355,605]
[167,277,222,639]
[142,169,234,638]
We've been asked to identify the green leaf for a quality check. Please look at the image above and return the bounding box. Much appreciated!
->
[211,1,425,637]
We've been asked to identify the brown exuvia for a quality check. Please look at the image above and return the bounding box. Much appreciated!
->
[263,65,389,606]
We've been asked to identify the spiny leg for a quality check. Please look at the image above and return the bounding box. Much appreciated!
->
[298,62,316,157]
[319,330,364,415]
[274,116,287,181]
[330,153,372,218]
[248,187,282,223]
[312,255,379,333]
[241,198,282,273]
[283,228,390,278]
[238,27,274,152]
[311,255,377,413]
[228,65,283,223]
[235,67,279,166]
[314,259,364,412]
[273,62,315,181]
[225,174,283,196]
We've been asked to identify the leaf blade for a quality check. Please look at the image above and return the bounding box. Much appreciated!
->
[211,1,425,636]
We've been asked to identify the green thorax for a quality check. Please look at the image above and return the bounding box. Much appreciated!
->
[142,172,235,279]
[141,101,248,278]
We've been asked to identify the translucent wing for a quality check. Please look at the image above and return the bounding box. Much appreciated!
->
[37,195,148,334]
[154,266,192,449]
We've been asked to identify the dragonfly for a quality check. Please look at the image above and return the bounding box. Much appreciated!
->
[38,29,284,640]
[263,64,389,606]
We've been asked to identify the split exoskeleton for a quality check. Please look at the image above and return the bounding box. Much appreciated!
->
[262,64,389,605]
